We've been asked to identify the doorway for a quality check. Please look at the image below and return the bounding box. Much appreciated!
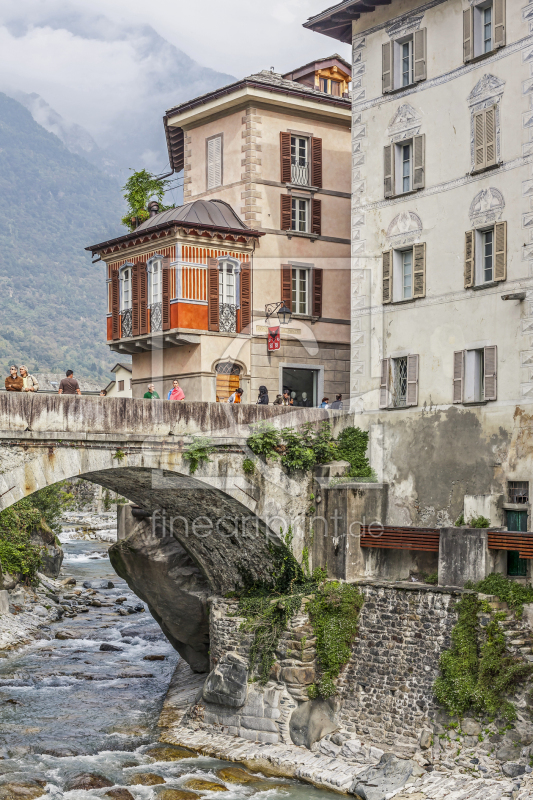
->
[506,509,528,577]
[281,367,318,407]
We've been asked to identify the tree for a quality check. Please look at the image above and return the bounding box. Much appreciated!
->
[121,169,173,231]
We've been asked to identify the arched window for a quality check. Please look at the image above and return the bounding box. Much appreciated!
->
[148,257,163,306]
[119,264,133,311]
[218,256,240,306]
[215,362,241,402]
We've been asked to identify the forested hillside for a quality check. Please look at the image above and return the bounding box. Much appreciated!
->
[0,93,124,381]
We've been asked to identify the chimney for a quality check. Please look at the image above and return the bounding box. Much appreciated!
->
[147,201,160,218]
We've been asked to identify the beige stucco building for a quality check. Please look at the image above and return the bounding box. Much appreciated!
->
[306,0,533,572]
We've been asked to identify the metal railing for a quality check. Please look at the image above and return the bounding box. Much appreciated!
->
[291,162,310,186]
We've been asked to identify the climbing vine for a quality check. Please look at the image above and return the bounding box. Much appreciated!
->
[183,437,214,475]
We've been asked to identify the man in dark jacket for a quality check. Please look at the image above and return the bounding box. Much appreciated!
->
[257,385,269,405]
[5,366,23,392]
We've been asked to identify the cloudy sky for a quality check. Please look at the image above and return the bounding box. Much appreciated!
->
[0,0,350,170]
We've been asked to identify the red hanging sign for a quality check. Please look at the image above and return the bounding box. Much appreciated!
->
[267,326,281,352]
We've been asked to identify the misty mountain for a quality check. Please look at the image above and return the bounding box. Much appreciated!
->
[0,92,124,382]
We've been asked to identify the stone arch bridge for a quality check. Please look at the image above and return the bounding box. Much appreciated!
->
[0,394,343,670]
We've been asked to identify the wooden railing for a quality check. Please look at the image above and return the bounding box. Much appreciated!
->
[487,532,533,559]
[360,525,440,552]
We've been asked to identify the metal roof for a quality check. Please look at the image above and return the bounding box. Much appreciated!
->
[135,199,249,233]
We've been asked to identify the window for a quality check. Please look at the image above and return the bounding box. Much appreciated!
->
[291,136,309,186]
[118,380,124,392]
[383,244,426,304]
[384,135,425,198]
[319,77,341,95]
[219,260,237,306]
[379,354,419,408]
[282,367,318,407]
[464,222,506,288]
[382,29,426,93]
[291,198,309,233]
[207,134,222,189]
[508,482,529,504]
[292,268,309,315]
[453,346,497,403]
[464,0,505,61]
[281,133,322,188]
[120,266,132,311]
[149,259,162,305]
[215,362,241,403]
[473,106,497,172]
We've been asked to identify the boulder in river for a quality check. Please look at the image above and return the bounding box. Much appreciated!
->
[30,522,63,578]
[145,745,196,761]
[0,782,46,799]
[216,767,258,784]
[55,631,75,640]
[143,654,166,661]
[100,642,123,652]
[105,791,135,800]
[183,778,228,792]
[83,580,114,589]
[65,773,114,791]
[157,792,200,800]
[130,773,165,785]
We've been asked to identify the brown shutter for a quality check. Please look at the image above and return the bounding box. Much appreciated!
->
[413,28,427,82]
[280,132,291,183]
[413,243,426,298]
[380,358,390,408]
[162,256,171,331]
[281,265,292,311]
[312,268,323,317]
[484,345,497,401]
[239,261,251,332]
[111,269,120,340]
[384,144,394,198]
[494,221,507,281]
[208,258,219,332]
[131,262,140,336]
[474,111,486,171]
[494,0,506,48]
[280,194,291,230]
[139,262,148,335]
[311,198,321,236]
[406,354,419,406]
[311,137,323,188]
[382,41,393,93]
[382,250,392,304]
[413,134,425,190]
[485,106,496,167]
[453,350,465,404]
[463,8,474,62]
[464,231,475,289]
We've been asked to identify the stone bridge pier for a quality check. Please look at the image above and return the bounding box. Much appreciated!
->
[0,394,344,671]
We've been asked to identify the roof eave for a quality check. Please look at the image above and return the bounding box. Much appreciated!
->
[303,0,390,43]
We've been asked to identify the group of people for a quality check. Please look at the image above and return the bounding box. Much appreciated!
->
[143,380,185,401]
[5,367,81,395]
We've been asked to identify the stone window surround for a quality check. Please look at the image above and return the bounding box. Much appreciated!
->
[278,362,325,402]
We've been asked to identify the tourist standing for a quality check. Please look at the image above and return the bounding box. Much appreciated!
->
[320,397,329,408]
[282,390,293,406]
[256,385,269,405]
[168,379,185,401]
[5,366,23,392]
[144,384,160,399]
[228,387,243,404]
[330,394,343,410]
[58,370,81,396]
[19,365,39,393]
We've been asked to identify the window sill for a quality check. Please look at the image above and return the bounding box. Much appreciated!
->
[285,231,319,241]
[461,400,489,406]
[470,162,501,176]
[384,79,425,96]
[466,47,504,66]
[291,313,320,323]
[386,188,421,200]
[384,404,414,411]
[286,183,319,193]
[390,297,419,306]
[471,280,504,291]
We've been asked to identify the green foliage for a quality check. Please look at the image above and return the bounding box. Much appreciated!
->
[0,499,43,580]
[103,490,112,512]
[242,458,256,476]
[307,582,365,698]
[247,423,282,458]
[434,591,533,721]
[183,437,214,475]
[469,516,491,528]
[422,571,438,585]
[308,423,338,465]
[113,449,126,462]
[29,482,74,535]
[466,573,533,615]
[121,169,174,231]
[0,92,125,380]
[280,427,316,473]
[455,514,465,527]
[336,427,373,478]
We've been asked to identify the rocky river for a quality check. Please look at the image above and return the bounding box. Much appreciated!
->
[0,523,342,799]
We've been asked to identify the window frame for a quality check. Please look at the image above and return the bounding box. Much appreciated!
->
[291,197,310,233]
[119,263,133,312]
[396,140,413,195]
[290,135,310,186]
[396,36,414,88]
[217,256,241,307]
[147,257,163,306]
[292,267,310,315]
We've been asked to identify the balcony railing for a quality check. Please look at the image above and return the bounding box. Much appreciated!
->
[219,303,237,333]
[291,162,310,186]
[150,302,162,333]
[121,308,132,338]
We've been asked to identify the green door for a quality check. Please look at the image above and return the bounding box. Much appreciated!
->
[506,510,528,577]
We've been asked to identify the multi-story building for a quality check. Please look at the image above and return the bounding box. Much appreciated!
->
[86,57,352,406]
[306,0,533,563]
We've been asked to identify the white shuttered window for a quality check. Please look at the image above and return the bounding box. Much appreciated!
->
[207,135,222,189]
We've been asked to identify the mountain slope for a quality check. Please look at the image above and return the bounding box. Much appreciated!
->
[0,92,124,381]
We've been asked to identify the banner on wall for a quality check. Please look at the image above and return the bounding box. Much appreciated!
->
[267,326,281,352]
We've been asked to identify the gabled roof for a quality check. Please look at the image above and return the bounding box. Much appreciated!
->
[303,0,387,43]
[111,363,132,374]
[282,53,351,81]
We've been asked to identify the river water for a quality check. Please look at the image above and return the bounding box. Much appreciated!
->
[0,535,341,798]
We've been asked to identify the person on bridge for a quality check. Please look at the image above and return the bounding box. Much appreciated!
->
[144,383,160,399]
[168,379,185,401]
[58,370,81,396]
[256,385,269,405]
[19,365,39,393]
[5,366,23,392]
[228,387,243,403]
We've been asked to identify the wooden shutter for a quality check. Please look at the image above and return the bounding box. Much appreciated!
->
[162,256,171,331]
[280,194,291,230]
[484,345,497,401]
[380,358,390,408]
[384,144,395,198]
[406,354,419,406]
[280,132,291,183]
[494,0,506,48]
[413,134,425,190]
[413,243,426,298]
[139,262,148,335]
[281,265,292,311]
[485,106,496,167]
[239,261,251,332]
[111,269,120,340]
[207,136,222,189]
[208,258,219,332]
[382,250,392,304]
[312,268,323,318]
[474,111,486,170]
[311,198,321,236]
[463,8,474,62]
[382,41,393,93]
[311,137,323,188]
[453,350,465,404]
[131,262,140,336]
[464,231,475,289]
[494,221,507,281]
[413,28,427,82]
